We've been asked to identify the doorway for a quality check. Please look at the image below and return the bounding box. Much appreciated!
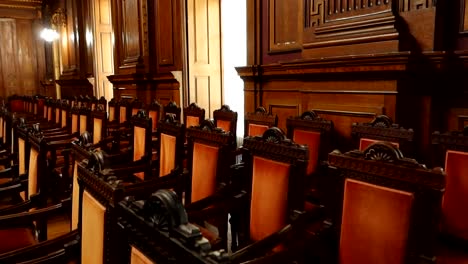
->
[185,0,246,137]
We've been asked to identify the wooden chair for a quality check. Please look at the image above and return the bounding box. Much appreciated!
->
[129,109,153,180]
[147,99,162,136]
[152,113,185,178]
[97,96,107,112]
[351,115,415,156]
[107,98,118,125]
[117,189,222,264]
[153,119,236,250]
[244,106,278,137]
[431,126,468,263]
[0,133,80,263]
[0,131,53,213]
[286,110,333,204]
[286,110,333,178]
[213,105,238,139]
[306,142,445,264]
[76,125,186,264]
[131,98,145,117]
[163,101,181,122]
[119,98,132,126]
[184,102,205,129]
[91,104,108,145]
[78,104,91,135]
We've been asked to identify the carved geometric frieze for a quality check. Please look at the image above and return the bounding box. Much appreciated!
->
[305,0,325,28]
[398,0,433,12]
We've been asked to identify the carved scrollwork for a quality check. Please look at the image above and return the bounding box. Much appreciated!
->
[301,110,318,120]
[262,127,286,143]
[370,115,394,128]
[143,189,188,231]
[363,141,404,162]
[243,127,309,163]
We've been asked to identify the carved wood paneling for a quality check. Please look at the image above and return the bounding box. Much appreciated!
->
[123,0,141,65]
[398,0,434,12]
[156,0,174,66]
[269,104,300,131]
[0,19,19,95]
[326,0,391,20]
[0,18,43,97]
[268,0,302,52]
[61,0,79,74]
[151,0,182,72]
[305,0,325,28]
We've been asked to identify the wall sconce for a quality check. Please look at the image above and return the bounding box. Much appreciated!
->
[51,8,67,27]
[40,8,67,42]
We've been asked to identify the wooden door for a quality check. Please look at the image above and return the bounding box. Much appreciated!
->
[92,0,114,101]
[187,0,222,118]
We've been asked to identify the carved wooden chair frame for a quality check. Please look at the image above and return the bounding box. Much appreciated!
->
[431,126,468,167]
[351,115,415,157]
[286,110,334,172]
[184,119,236,206]
[325,142,445,263]
[183,102,206,129]
[213,104,238,137]
[163,101,181,123]
[244,106,278,138]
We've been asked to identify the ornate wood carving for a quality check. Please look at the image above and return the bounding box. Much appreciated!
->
[398,0,434,12]
[305,0,325,28]
[327,0,391,19]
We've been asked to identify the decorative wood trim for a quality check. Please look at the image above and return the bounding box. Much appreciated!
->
[313,109,377,118]
[236,51,449,79]
[268,104,300,115]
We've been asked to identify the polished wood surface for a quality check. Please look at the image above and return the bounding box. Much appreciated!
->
[0,17,45,97]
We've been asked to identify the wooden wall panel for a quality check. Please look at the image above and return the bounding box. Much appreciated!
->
[326,0,391,20]
[55,0,93,98]
[62,0,78,74]
[269,103,300,132]
[122,0,141,65]
[16,19,39,94]
[151,0,183,73]
[0,19,19,96]
[156,0,174,66]
[268,0,302,52]
[0,18,44,97]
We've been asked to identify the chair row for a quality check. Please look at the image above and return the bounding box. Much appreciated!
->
[1,93,466,263]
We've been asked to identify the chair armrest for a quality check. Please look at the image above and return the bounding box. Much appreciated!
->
[187,191,249,223]
[0,193,41,215]
[0,201,68,227]
[0,230,80,263]
[47,139,73,149]
[0,166,18,179]
[185,185,243,212]
[0,182,24,199]
[230,210,307,263]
